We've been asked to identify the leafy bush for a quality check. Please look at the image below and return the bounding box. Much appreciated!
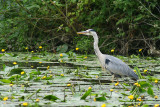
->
[0,0,159,55]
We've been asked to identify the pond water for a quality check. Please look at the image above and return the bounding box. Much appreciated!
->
[0,52,159,107]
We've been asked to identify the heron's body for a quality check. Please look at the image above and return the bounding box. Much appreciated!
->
[77,29,138,80]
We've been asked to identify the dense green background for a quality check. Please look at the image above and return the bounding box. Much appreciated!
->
[0,0,160,55]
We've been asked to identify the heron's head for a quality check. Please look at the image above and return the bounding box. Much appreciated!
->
[77,29,96,36]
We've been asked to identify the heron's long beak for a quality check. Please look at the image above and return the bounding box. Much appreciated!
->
[77,31,88,34]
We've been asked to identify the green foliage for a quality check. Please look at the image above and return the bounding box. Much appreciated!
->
[31,56,41,60]
[0,52,159,106]
[81,88,92,100]
[131,81,154,97]
[8,68,24,76]
[94,96,106,101]
[0,0,160,55]
[44,95,59,102]
[76,36,92,53]
[142,105,149,107]
[139,81,152,88]
[56,44,68,53]
[0,79,11,83]
[134,67,143,79]
[147,87,154,96]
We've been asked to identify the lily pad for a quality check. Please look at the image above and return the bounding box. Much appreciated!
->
[0,79,11,83]
[94,96,106,101]
[8,68,24,76]
[44,95,59,101]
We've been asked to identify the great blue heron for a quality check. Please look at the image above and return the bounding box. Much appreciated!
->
[77,29,138,81]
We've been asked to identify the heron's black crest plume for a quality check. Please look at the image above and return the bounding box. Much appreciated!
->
[88,29,95,32]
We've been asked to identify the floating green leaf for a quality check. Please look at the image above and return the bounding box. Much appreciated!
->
[44,95,59,101]
[81,89,92,100]
[147,87,154,96]
[121,93,129,96]
[0,54,3,57]
[3,64,6,71]
[8,68,24,76]
[19,96,25,101]
[142,104,149,107]
[94,96,106,101]
[139,81,152,88]
[0,79,11,83]
[139,87,146,93]
[9,75,21,81]
[31,56,40,60]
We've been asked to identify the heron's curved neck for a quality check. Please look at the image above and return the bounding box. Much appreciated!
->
[93,32,102,57]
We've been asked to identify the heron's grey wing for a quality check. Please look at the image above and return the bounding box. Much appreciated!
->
[104,55,138,80]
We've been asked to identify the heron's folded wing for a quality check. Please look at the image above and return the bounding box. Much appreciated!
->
[104,56,138,79]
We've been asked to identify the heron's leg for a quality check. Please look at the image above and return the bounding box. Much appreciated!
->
[126,78,130,85]
[98,73,102,88]
[115,77,119,83]
[98,66,105,89]
[121,77,130,85]
[111,74,115,83]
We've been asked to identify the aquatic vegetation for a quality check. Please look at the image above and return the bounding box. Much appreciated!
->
[143,69,148,73]
[39,46,42,49]
[36,98,39,102]
[81,87,92,100]
[139,49,142,52]
[115,82,119,86]
[0,52,159,106]
[44,95,59,102]
[67,83,71,87]
[155,80,158,83]
[110,89,114,92]
[25,47,28,50]
[13,62,17,65]
[75,48,79,51]
[3,97,8,101]
[101,104,106,107]
[1,49,5,52]
[59,54,63,57]
[111,49,114,53]
[154,104,159,107]
[128,95,134,100]
[22,102,28,106]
